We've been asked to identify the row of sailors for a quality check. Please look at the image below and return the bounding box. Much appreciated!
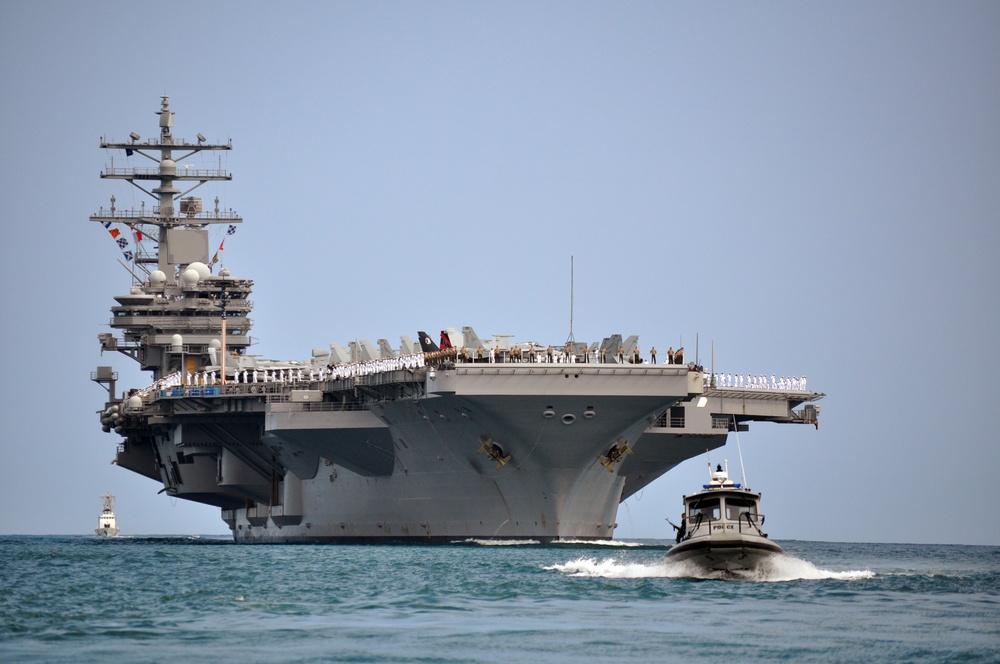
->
[223,353,427,384]
[139,346,715,396]
[135,371,184,397]
[143,353,430,392]
[439,345,686,365]
[318,353,425,379]
[709,373,808,391]
[150,344,690,395]
[140,364,808,399]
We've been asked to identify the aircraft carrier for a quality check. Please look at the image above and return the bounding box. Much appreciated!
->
[92,98,823,543]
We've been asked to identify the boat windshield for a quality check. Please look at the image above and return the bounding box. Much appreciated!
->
[688,497,720,520]
[725,496,758,521]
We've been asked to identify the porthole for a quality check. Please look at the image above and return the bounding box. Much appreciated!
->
[561,414,576,425]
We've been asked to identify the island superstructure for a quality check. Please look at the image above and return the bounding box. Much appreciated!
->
[92,98,824,543]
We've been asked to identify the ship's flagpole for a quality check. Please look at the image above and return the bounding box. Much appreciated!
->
[117,258,145,283]
[220,280,227,386]
[566,255,575,344]
[221,315,227,386]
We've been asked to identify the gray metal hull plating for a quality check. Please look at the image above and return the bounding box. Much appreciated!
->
[231,365,697,542]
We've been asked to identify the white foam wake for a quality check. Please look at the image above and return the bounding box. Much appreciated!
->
[554,539,647,548]
[545,557,683,578]
[545,554,875,582]
[455,538,542,546]
[753,554,875,582]
[453,538,646,547]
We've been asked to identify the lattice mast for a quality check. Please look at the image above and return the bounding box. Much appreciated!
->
[90,96,241,277]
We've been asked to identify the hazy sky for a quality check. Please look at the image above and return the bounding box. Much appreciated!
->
[1,1,997,545]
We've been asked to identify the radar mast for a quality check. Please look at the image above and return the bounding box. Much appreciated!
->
[90,96,242,277]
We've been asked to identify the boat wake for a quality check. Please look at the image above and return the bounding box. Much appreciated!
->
[554,539,648,548]
[546,553,874,582]
[454,538,542,546]
[453,538,650,547]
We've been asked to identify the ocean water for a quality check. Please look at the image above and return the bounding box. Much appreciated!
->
[1,537,997,663]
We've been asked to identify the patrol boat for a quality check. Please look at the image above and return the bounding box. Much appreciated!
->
[90,98,824,543]
[666,462,782,571]
[95,493,120,537]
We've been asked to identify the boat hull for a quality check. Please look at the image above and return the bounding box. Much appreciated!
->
[666,535,783,572]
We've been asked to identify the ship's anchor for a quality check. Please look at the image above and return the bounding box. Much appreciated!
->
[599,438,633,473]
[478,436,512,470]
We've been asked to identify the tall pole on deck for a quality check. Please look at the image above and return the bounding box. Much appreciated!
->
[567,255,575,344]
[220,281,227,386]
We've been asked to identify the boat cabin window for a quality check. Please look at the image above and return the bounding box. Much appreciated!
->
[725,496,758,521]
[688,497,720,520]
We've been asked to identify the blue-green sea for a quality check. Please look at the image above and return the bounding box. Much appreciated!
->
[1,536,997,662]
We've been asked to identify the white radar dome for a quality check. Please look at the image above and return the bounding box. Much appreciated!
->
[219,267,231,278]
[171,334,183,352]
[127,395,143,410]
[160,159,177,176]
[209,339,222,349]
[182,268,200,287]
[188,261,211,280]
[150,270,167,286]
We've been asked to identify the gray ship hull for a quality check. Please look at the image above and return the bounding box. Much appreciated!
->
[110,364,821,543]
[136,364,703,542]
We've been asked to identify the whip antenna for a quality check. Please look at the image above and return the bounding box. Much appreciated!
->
[733,415,748,487]
[566,255,575,343]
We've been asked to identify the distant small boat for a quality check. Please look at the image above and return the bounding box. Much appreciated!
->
[665,462,782,572]
[95,492,120,537]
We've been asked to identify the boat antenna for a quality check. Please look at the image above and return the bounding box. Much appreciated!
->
[566,255,575,343]
[733,415,748,488]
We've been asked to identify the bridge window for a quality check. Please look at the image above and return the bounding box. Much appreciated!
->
[688,497,719,520]
[725,496,758,520]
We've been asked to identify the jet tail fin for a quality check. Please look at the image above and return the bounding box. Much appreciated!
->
[417,331,439,353]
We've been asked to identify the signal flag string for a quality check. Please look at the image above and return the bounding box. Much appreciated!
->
[210,224,238,269]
